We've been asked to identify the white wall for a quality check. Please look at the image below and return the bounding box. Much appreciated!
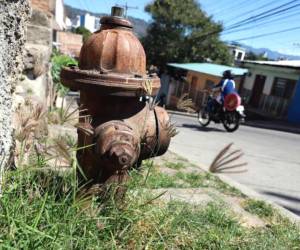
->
[229,46,246,61]
[243,65,300,95]
[82,13,98,32]
[55,0,65,30]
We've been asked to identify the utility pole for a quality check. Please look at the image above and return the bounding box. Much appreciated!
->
[116,2,138,18]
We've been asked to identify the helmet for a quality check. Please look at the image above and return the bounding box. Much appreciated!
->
[223,70,234,79]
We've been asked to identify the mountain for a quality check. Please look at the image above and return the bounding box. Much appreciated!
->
[64,5,149,37]
[238,43,300,60]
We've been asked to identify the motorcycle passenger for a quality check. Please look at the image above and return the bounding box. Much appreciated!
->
[211,70,236,113]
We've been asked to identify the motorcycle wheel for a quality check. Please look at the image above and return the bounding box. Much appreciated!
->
[222,111,240,132]
[198,108,210,127]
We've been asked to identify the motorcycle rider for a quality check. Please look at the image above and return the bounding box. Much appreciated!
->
[210,70,236,113]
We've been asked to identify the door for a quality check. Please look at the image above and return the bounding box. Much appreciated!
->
[250,75,266,108]
[189,76,198,101]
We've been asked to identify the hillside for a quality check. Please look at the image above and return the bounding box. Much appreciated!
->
[65,5,300,61]
[64,4,149,37]
[240,43,300,60]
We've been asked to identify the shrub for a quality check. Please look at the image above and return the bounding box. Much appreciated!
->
[51,50,78,99]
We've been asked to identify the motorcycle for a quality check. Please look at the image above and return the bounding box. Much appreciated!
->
[198,92,245,132]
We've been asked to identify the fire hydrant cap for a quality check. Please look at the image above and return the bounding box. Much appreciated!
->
[60,7,160,96]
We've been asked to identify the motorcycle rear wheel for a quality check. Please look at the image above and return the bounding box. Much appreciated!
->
[223,111,240,132]
[198,108,210,127]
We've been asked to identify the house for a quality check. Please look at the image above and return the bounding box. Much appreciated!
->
[228,44,246,61]
[163,63,248,109]
[241,60,300,123]
[80,13,101,32]
[54,0,65,30]
[50,0,83,57]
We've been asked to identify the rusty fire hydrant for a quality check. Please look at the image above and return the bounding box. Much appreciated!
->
[61,6,172,184]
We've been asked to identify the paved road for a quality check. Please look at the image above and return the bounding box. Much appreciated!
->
[169,114,300,215]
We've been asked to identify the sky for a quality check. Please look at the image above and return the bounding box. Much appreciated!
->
[64,0,300,56]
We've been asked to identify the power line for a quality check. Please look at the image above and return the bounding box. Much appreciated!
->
[223,2,300,34]
[223,0,278,25]
[212,0,250,16]
[79,0,91,12]
[203,0,229,10]
[232,26,300,41]
[222,9,300,35]
[226,0,300,29]
[116,2,138,18]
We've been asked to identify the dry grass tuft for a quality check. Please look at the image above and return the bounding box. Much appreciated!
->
[176,93,196,113]
[48,98,89,126]
[142,79,153,96]
[165,121,179,138]
[209,143,248,173]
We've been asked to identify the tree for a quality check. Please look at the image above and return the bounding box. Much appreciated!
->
[245,51,269,61]
[142,0,233,70]
[74,26,92,42]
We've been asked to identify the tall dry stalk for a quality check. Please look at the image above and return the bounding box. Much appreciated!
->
[14,100,48,167]
[209,143,247,173]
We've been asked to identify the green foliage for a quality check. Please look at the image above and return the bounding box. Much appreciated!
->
[165,162,185,170]
[51,51,78,97]
[132,161,243,197]
[74,26,92,42]
[245,51,269,61]
[244,199,274,218]
[142,0,233,70]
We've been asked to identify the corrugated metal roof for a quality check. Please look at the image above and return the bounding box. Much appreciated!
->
[244,60,300,69]
[167,63,248,76]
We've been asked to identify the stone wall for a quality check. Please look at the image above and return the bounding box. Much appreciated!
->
[16,2,53,106]
[0,1,30,172]
[30,0,52,15]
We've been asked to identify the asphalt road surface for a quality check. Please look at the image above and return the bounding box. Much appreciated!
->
[169,114,300,216]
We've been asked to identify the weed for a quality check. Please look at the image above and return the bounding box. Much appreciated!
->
[209,143,247,173]
[165,162,185,170]
[50,52,78,109]
[176,93,196,113]
[244,199,274,218]
[0,158,299,248]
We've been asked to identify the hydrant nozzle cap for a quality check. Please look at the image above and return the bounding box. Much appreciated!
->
[111,6,124,17]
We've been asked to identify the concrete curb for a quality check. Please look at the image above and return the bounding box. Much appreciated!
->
[243,122,300,134]
[169,150,300,225]
[168,110,300,135]
[217,174,300,225]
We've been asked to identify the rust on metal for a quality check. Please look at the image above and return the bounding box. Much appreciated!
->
[61,6,173,185]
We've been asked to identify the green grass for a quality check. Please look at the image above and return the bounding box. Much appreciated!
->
[136,161,243,197]
[0,161,299,249]
[243,199,275,218]
[165,162,185,170]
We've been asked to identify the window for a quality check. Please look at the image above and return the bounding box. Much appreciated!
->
[237,52,243,60]
[271,77,296,99]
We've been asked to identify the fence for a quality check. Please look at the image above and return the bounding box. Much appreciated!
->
[259,94,289,118]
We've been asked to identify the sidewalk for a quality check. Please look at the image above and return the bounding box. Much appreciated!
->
[167,110,300,134]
